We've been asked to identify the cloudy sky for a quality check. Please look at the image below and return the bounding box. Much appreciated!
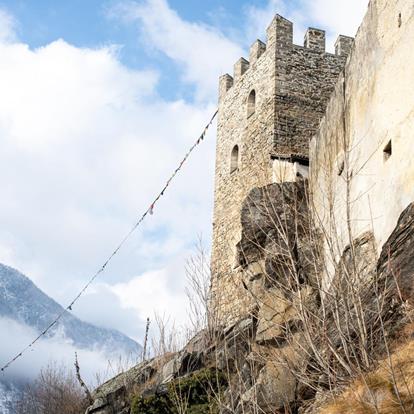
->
[0,0,368,354]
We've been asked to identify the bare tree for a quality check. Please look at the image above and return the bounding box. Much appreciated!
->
[14,362,88,414]
[185,236,219,344]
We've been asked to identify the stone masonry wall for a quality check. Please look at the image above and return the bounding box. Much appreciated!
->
[274,37,351,155]
[211,15,349,326]
[310,0,414,286]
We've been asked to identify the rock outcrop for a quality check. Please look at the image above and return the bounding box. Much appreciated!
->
[377,202,414,304]
[86,180,317,414]
[85,196,414,414]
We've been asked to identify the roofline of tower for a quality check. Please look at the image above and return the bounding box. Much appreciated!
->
[271,153,310,166]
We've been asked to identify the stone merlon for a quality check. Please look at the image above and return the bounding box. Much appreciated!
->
[335,35,354,56]
[249,39,266,64]
[304,28,326,52]
[218,74,234,100]
[233,57,250,82]
[266,14,293,49]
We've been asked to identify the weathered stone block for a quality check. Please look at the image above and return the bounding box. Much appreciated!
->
[241,359,296,413]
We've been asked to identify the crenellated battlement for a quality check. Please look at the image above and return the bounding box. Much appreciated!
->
[219,14,354,101]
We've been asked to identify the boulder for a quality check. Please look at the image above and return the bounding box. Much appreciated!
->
[241,359,296,413]
[236,181,309,270]
[255,286,314,344]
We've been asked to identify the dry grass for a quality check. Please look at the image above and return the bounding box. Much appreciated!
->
[320,339,414,414]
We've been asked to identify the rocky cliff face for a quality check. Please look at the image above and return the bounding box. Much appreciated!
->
[85,184,414,414]
[85,180,318,413]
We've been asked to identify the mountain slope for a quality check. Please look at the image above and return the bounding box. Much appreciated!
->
[0,262,140,357]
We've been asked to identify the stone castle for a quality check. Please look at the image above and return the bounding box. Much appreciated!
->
[211,0,414,327]
[86,1,414,412]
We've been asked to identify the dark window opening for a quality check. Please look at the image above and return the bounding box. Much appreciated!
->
[383,140,392,161]
[230,145,239,173]
[247,90,256,118]
[338,160,345,176]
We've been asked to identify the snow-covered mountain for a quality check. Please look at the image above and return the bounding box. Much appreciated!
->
[0,381,21,414]
[0,262,141,413]
[0,263,140,355]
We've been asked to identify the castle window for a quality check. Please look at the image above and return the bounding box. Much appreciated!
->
[338,159,345,176]
[230,145,239,173]
[383,140,392,161]
[247,90,256,118]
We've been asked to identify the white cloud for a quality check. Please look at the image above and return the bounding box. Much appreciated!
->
[0,40,158,152]
[0,317,124,385]
[111,262,189,328]
[109,0,244,101]
[0,242,16,268]
[0,14,218,348]
[0,8,17,43]
[244,0,369,52]
[0,25,213,326]
[70,282,145,342]
[308,0,369,37]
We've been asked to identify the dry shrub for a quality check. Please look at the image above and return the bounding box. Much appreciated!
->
[230,177,410,411]
[13,362,88,414]
[149,312,190,358]
[149,238,214,361]
[185,236,213,337]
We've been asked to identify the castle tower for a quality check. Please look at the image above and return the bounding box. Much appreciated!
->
[211,14,353,326]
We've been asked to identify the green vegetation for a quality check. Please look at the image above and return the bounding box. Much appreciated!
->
[131,368,227,414]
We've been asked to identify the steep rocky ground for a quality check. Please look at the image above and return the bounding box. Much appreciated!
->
[85,181,414,413]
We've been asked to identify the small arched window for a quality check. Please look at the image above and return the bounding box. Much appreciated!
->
[247,90,256,118]
[230,145,239,173]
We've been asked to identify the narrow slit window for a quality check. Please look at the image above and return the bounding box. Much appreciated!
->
[338,160,345,176]
[383,140,392,161]
[230,145,239,173]
[247,90,256,118]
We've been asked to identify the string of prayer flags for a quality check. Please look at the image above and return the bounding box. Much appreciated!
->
[1,108,218,373]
